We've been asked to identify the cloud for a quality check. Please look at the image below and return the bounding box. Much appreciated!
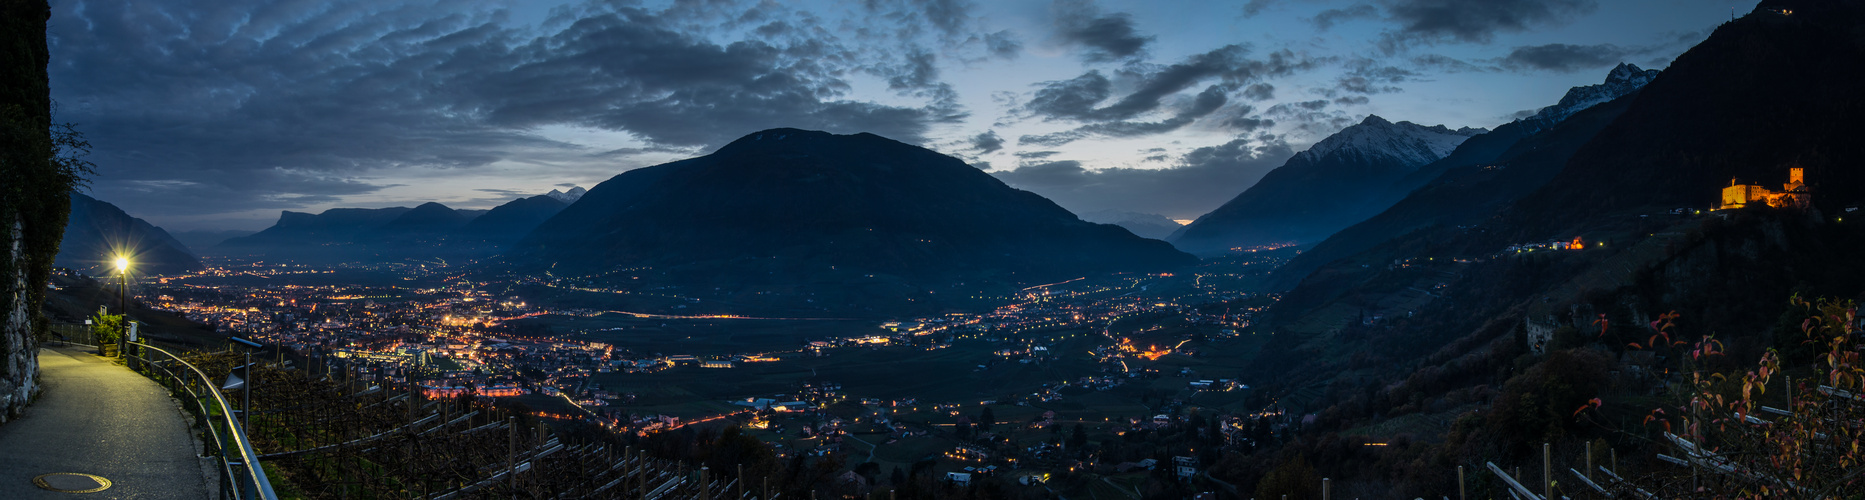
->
[1227,115,1276,132]
[1410,53,1492,73]
[1378,0,1597,51]
[1242,0,1273,18]
[1025,71,1115,121]
[1022,45,1319,126]
[1336,57,1414,94]
[48,0,966,225]
[970,131,1006,153]
[993,135,1296,219]
[1313,4,1379,30]
[1242,83,1276,101]
[861,0,978,39]
[1018,84,1228,146]
[1051,0,1154,62]
[1497,43,1632,72]
[475,188,528,197]
[984,30,1023,59]
[1009,43,1326,147]
[1264,100,1355,137]
[914,0,973,37]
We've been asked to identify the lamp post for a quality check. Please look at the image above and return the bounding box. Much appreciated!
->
[114,256,129,358]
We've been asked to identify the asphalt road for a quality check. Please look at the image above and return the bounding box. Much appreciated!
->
[0,345,211,499]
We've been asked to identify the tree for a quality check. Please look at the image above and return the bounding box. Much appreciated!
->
[1068,423,1088,450]
[1254,454,1321,500]
[88,312,121,346]
[1613,298,1865,498]
[979,406,995,431]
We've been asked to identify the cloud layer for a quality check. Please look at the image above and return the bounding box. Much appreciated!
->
[48,0,1723,229]
[51,0,978,224]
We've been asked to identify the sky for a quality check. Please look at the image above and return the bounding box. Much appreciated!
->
[47,0,1749,232]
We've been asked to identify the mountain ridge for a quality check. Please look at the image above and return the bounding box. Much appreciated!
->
[505,128,1195,313]
[56,192,203,275]
[1167,115,1485,254]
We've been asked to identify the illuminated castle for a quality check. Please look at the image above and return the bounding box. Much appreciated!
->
[1719,167,1810,210]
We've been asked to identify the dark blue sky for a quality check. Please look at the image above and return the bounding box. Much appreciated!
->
[48,0,1744,230]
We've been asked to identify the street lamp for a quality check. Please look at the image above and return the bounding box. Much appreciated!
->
[113,255,130,357]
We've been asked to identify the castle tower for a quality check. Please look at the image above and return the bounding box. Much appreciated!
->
[1785,167,1806,192]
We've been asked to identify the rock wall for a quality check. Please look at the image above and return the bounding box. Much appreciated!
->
[1,0,55,423]
[3,217,39,422]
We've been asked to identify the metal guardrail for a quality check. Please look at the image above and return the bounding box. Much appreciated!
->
[126,342,279,500]
[45,323,99,347]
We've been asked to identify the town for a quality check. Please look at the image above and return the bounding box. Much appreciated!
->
[96,249,1296,485]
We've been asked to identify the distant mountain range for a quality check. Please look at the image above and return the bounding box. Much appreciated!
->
[1168,116,1486,255]
[1267,63,1659,289]
[216,187,583,262]
[507,128,1194,288]
[56,192,202,275]
[1076,210,1182,240]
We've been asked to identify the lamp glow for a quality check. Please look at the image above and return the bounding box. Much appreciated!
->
[113,256,129,273]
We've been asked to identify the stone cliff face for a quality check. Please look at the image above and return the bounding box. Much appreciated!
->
[2,0,55,424]
[4,217,41,423]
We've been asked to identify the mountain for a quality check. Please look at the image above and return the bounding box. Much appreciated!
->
[508,128,1194,293]
[56,192,202,275]
[1393,63,1659,191]
[1520,63,1658,126]
[215,187,582,261]
[1245,0,1865,420]
[1506,0,1865,236]
[458,195,571,247]
[1167,116,1485,255]
[1076,210,1183,239]
[1268,64,1658,289]
[217,206,413,259]
[544,187,586,203]
[169,229,256,250]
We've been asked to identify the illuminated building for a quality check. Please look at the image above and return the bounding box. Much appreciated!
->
[1720,167,1810,210]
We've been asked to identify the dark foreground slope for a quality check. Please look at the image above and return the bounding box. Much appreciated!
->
[510,129,1194,287]
[1213,4,1865,496]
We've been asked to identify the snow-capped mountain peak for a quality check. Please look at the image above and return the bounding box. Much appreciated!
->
[1297,115,1487,168]
[544,186,587,203]
[1524,63,1660,126]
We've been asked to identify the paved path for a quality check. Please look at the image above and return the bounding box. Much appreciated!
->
[0,345,211,499]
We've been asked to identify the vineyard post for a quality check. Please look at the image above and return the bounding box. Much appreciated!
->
[1458,465,1465,500]
[508,416,517,496]
[1585,442,1593,482]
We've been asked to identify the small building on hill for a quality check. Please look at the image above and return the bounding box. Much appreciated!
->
[1720,167,1810,210]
